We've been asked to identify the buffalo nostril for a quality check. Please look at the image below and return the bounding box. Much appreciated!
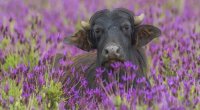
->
[116,48,120,54]
[105,49,109,55]
[103,48,109,58]
[116,48,120,57]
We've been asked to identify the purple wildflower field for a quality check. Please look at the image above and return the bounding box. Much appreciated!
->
[0,0,200,109]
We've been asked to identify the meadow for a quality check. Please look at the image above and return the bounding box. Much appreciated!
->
[0,0,200,109]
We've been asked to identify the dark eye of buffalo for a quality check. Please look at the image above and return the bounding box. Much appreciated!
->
[122,25,130,31]
[121,24,132,37]
[94,26,104,38]
[95,28,101,34]
[120,21,132,33]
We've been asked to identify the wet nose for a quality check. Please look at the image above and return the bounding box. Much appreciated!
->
[102,45,121,58]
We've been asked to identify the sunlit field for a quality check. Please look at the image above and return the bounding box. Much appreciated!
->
[0,0,200,109]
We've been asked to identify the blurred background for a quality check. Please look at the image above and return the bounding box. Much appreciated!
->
[0,0,200,109]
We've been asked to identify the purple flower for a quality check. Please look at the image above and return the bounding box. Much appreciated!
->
[124,61,133,68]
[136,77,147,84]
[58,70,64,76]
[111,62,121,69]
[122,75,128,81]
[108,70,113,76]
[120,104,128,110]
[37,95,42,104]
[132,64,138,71]
[59,101,66,110]
[9,96,14,104]
[38,74,45,85]
[27,72,34,79]
[4,83,9,94]
[168,78,174,86]
[11,68,18,76]
[81,79,88,88]
[193,98,199,106]
[81,65,89,73]
[96,67,105,78]
[71,67,75,74]
[0,49,4,62]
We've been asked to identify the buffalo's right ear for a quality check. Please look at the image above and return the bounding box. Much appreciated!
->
[134,25,161,47]
[64,22,93,51]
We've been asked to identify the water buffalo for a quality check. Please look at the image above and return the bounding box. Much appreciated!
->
[56,8,161,88]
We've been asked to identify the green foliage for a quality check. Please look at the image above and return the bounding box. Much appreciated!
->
[114,95,122,107]
[0,78,25,110]
[2,54,20,71]
[1,42,39,71]
[0,22,39,71]
[42,80,63,109]
[0,38,10,49]
[109,95,130,110]
[22,47,39,68]
[161,51,176,76]
[136,104,148,110]
[0,76,63,109]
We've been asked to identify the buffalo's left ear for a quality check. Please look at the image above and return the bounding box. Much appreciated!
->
[64,29,93,51]
[63,21,93,51]
[134,25,161,47]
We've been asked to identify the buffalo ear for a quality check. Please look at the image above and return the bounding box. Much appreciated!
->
[134,25,161,47]
[64,29,93,51]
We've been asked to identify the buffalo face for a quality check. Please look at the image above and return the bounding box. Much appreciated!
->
[90,9,134,67]
[65,8,161,68]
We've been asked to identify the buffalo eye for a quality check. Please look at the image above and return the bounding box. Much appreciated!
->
[95,28,101,34]
[121,24,132,36]
[121,21,131,33]
[122,25,130,31]
[93,26,104,38]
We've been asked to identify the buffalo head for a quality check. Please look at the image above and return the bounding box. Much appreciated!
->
[65,8,161,68]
